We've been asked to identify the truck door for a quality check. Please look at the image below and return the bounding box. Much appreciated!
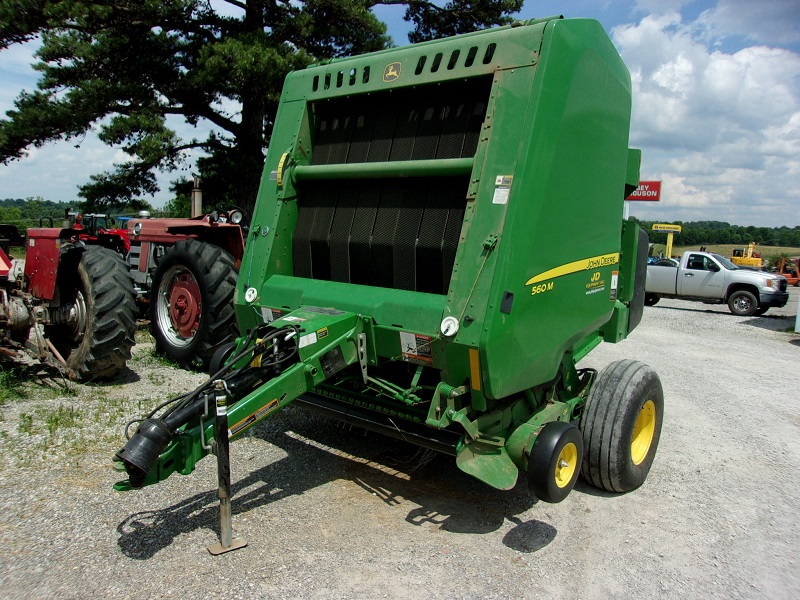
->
[678,253,725,298]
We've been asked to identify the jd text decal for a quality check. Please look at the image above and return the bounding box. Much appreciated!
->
[526,252,619,295]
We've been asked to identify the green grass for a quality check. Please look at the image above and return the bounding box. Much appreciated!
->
[43,404,83,435]
[0,367,28,406]
[18,412,33,435]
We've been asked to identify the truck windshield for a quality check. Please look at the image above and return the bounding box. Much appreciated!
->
[713,254,739,270]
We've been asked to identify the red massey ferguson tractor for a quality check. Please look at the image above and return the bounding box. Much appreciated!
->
[0,214,137,380]
[125,208,245,370]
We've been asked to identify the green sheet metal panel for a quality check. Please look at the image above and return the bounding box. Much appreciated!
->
[236,17,634,401]
[460,19,634,399]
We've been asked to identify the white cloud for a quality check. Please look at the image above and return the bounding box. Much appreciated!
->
[615,12,800,226]
[695,0,800,46]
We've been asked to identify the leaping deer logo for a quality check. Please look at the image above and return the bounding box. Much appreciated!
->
[383,62,401,82]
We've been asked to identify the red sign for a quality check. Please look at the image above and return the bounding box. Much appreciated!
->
[627,180,662,201]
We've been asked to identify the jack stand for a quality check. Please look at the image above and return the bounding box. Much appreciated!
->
[208,380,247,555]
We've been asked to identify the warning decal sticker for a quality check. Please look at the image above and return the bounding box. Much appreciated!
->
[400,332,433,365]
[229,399,279,438]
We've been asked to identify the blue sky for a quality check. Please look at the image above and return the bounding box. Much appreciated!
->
[1,0,798,227]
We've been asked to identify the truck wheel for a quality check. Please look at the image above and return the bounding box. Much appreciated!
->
[644,293,660,306]
[150,239,238,369]
[727,290,757,316]
[579,359,663,493]
[527,421,583,503]
[754,306,769,316]
[49,246,137,380]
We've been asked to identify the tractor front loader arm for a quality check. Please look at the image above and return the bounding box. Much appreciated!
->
[114,309,366,491]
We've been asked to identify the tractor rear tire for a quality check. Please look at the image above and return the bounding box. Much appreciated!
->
[150,239,238,370]
[579,359,663,493]
[527,421,583,503]
[49,246,137,380]
[644,293,660,306]
[727,290,757,316]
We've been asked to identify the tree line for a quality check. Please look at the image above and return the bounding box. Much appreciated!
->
[2,199,798,252]
[1,0,522,216]
[0,197,169,232]
[631,218,800,249]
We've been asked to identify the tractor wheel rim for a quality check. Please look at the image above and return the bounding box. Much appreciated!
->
[555,442,578,488]
[66,290,88,344]
[631,400,656,465]
[156,266,201,346]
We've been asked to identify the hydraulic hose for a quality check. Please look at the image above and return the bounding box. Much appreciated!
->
[114,324,300,488]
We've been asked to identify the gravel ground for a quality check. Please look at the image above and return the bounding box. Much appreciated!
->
[0,287,798,599]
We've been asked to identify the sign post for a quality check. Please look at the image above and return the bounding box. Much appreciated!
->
[652,223,682,258]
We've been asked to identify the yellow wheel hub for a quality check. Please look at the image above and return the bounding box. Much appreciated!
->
[631,400,656,465]
[554,442,578,488]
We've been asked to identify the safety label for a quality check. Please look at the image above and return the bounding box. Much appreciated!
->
[299,332,318,349]
[304,306,346,316]
[610,270,619,301]
[228,399,279,438]
[492,175,513,205]
[261,307,284,323]
[400,331,433,364]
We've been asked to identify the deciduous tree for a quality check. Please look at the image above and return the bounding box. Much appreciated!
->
[0,0,522,214]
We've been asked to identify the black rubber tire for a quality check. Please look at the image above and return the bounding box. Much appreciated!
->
[149,239,238,370]
[579,359,663,493]
[727,290,758,316]
[48,246,137,380]
[644,293,660,306]
[754,305,769,316]
[209,341,238,376]
[527,421,583,503]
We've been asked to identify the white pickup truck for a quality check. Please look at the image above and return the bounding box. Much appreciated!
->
[645,251,789,316]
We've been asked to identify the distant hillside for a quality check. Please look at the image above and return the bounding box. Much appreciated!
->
[0,198,78,231]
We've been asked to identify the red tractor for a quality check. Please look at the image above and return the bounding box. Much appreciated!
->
[0,216,137,380]
[125,208,245,370]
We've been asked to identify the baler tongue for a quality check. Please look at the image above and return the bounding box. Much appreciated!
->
[114,308,366,491]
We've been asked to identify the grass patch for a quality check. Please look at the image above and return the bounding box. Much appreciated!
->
[134,328,154,344]
[43,404,83,435]
[18,412,33,435]
[0,367,28,406]
[148,347,181,369]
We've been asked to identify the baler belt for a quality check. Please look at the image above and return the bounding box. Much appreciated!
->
[311,76,491,166]
[293,177,467,294]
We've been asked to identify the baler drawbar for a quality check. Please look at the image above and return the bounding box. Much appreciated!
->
[115,16,664,552]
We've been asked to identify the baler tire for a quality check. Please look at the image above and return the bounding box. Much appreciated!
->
[209,341,238,376]
[150,239,238,370]
[48,246,137,380]
[644,293,660,307]
[727,290,757,316]
[527,421,583,503]
[579,359,663,493]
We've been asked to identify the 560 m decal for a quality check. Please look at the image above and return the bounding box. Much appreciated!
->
[526,252,619,292]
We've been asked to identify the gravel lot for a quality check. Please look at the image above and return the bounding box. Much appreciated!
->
[0,287,798,599]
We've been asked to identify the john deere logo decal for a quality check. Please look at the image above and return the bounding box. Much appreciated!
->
[383,62,401,82]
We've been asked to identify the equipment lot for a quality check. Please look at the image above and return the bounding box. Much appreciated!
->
[0,287,798,599]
